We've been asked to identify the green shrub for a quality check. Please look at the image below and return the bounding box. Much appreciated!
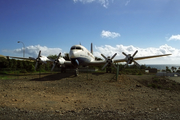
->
[20,69,27,73]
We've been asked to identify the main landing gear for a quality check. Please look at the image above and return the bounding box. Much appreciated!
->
[75,68,79,76]
[61,66,66,73]
[106,66,112,73]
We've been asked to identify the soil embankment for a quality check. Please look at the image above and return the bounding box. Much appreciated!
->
[0,73,180,119]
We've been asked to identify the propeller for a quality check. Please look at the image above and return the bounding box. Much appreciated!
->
[122,50,140,68]
[35,50,41,70]
[101,53,117,70]
[51,52,61,71]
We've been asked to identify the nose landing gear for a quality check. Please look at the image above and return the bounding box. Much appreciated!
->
[75,68,79,76]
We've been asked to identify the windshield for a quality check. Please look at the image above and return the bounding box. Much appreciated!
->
[71,46,83,50]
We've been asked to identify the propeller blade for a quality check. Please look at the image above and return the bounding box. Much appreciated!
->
[38,50,41,58]
[101,54,107,60]
[111,53,117,60]
[51,52,61,71]
[124,63,128,68]
[133,60,140,67]
[51,64,56,71]
[102,63,109,70]
[34,50,42,70]
[124,60,130,68]
[132,50,138,58]
[112,63,117,69]
[122,52,128,56]
[35,62,38,70]
[57,52,61,59]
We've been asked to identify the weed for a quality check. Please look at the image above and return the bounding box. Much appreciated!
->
[137,72,142,75]
[151,83,157,88]
[20,69,27,73]
[157,85,162,89]
[148,83,157,89]
[172,83,176,85]
[152,77,159,82]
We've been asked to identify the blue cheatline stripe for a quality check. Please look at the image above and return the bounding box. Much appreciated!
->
[71,57,91,66]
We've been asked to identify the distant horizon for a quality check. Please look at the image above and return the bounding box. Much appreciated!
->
[141,64,180,65]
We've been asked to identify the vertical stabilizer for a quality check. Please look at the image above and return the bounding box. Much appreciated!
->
[91,43,93,54]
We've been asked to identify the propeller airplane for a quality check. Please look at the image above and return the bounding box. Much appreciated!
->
[8,43,171,76]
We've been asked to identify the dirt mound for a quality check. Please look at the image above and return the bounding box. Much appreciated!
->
[129,75,180,91]
[0,73,180,119]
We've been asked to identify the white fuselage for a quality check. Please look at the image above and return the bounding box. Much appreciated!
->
[69,45,95,66]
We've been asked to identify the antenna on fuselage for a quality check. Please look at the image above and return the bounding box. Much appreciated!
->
[91,43,93,54]
[79,42,81,45]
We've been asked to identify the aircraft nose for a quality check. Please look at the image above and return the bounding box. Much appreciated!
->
[70,51,78,58]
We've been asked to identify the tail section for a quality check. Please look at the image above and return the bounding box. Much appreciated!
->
[91,43,93,54]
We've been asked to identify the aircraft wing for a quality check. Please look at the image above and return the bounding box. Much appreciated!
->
[114,54,171,63]
[87,54,171,66]
[7,56,72,64]
[6,56,54,63]
[7,56,34,60]
[87,60,107,66]
[64,61,72,65]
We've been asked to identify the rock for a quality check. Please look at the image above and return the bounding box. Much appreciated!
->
[12,99,17,101]
[136,84,141,87]
[55,110,60,113]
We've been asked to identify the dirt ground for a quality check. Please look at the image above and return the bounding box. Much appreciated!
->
[0,72,180,120]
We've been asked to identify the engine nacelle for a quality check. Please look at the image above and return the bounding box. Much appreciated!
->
[123,50,139,68]
[39,56,49,63]
[101,53,117,70]
[125,54,133,64]
[58,57,65,64]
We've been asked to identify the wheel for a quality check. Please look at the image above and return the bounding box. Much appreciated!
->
[75,68,79,76]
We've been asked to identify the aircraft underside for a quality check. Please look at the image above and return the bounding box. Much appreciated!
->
[70,57,91,67]
[70,57,91,76]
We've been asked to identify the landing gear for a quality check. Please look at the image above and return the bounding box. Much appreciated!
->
[61,67,66,73]
[106,67,112,73]
[75,68,79,76]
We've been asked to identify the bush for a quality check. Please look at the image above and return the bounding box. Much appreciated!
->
[20,69,27,73]
[137,72,142,75]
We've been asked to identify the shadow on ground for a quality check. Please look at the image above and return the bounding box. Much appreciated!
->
[91,72,106,76]
[30,72,76,81]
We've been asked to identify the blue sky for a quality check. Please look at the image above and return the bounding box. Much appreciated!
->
[1,0,180,64]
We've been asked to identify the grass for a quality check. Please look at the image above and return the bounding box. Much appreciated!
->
[0,70,60,80]
[0,75,17,80]
[152,77,159,82]
[145,76,180,91]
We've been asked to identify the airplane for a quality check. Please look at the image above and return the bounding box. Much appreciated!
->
[8,43,171,76]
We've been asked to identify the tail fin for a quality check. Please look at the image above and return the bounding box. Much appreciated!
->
[91,43,93,54]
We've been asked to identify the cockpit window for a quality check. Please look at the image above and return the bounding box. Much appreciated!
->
[71,46,83,50]
[71,46,76,50]
[76,47,82,50]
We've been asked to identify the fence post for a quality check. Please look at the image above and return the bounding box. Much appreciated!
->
[116,65,119,81]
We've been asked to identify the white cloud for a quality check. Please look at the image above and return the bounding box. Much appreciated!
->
[168,34,180,41]
[73,0,111,8]
[125,0,130,6]
[13,45,63,58]
[94,44,180,64]
[101,30,120,38]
